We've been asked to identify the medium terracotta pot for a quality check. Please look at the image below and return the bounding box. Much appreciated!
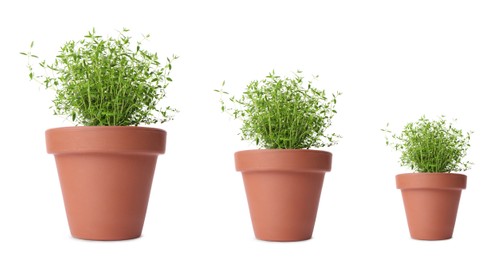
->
[46,126,166,240]
[234,149,332,241]
[396,173,467,240]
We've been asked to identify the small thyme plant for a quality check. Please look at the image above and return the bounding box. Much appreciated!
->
[382,116,472,173]
[216,71,341,149]
[21,28,178,126]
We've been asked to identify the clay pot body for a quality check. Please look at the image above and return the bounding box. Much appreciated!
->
[46,126,166,240]
[396,173,467,240]
[234,149,332,241]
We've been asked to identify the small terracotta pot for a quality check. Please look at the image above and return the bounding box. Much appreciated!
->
[46,126,166,240]
[234,149,332,241]
[396,173,467,240]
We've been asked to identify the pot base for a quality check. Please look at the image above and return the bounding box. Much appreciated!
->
[243,171,325,242]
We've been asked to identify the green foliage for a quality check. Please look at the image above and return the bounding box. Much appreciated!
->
[382,116,472,173]
[216,71,341,149]
[21,28,178,126]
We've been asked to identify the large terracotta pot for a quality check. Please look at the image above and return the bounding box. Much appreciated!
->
[46,126,166,240]
[396,173,467,240]
[234,149,332,241]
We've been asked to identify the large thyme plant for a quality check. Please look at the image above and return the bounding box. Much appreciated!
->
[22,28,178,126]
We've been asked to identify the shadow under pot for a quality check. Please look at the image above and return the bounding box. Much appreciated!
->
[396,173,467,240]
[45,126,166,241]
[234,149,332,242]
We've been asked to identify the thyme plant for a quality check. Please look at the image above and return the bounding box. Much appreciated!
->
[382,116,472,173]
[21,28,178,126]
[217,71,341,149]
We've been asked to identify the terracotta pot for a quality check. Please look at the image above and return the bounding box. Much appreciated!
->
[396,173,467,240]
[46,126,166,240]
[234,149,332,241]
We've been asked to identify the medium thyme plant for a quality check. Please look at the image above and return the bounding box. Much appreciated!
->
[217,71,341,149]
[21,28,178,126]
[382,116,472,173]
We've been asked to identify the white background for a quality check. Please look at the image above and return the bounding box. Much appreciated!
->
[1,0,497,259]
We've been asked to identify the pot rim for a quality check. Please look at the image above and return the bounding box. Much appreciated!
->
[46,126,167,155]
[46,125,166,133]
[235,148,331,155]
[396,173,467,190]
[234,148,332,173]
[396,172,467,175]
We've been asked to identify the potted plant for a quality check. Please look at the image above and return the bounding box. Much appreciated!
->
[383,116,472,240]
[216,71,341,241]
[21,28,178,240]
